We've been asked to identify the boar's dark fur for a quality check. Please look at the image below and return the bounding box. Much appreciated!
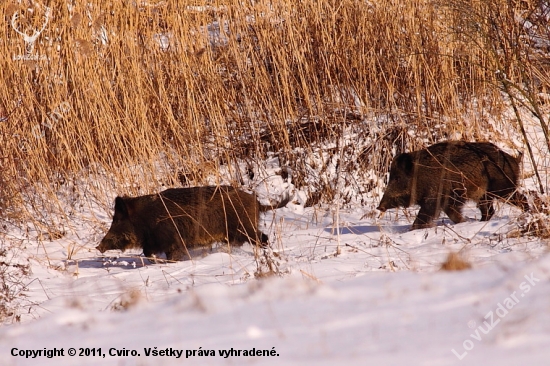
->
[96,186,289,260]
[377,141,529,230]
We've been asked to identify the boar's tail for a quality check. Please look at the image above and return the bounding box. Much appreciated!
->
[515,150,524,163]
[259,194,291,212]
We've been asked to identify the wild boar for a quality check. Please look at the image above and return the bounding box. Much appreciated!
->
[377,141,529,230]
[96,186,289,260]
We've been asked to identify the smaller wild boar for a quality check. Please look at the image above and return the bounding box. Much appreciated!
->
[377,141,529,230]
[96,186,289,261]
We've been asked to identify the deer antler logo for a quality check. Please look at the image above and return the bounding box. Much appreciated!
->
[11,3,51,60]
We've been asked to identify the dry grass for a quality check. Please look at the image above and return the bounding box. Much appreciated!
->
[0,0,548,224]
[440,252,472,271]
[0,0,548,324]
[110,288,142,311]
[0,241,31,323]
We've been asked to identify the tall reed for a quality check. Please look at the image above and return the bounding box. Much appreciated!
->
[0,0,546,224]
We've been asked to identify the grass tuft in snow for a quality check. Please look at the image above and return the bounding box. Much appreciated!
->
[440,252,472,271]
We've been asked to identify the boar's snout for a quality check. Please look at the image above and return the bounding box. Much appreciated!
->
[96,233,117,253]
[377,193,398,212]
[377,203,387,212]
[96,241,108,253]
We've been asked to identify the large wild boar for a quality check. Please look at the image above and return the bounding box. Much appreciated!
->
[96,186,289,260]
[377,141,529,230]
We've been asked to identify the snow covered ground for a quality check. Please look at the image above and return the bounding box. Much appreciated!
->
[1,190,549,365]
[1,112,550,365]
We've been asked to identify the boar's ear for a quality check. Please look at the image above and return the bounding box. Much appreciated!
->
[114,196,130,218]
[395,153,414,175]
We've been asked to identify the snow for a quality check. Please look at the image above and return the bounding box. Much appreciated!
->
[1,191,549,365]
[1,248,549,365]
[1,110,550,365]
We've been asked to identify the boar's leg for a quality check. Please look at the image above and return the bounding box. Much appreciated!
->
[479,191,529,221]
[443,203,466,224]
[477,194,495,221]
[444,188,468,224]
[142,247,160,264]
[165,249,187,261]
[143,248,153,258]
[411,201,440,230]
[235,231,269,248]
[260,232,269,248]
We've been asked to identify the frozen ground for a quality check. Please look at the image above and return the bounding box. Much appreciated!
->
[1,112,550,365]
[1,188,549,365]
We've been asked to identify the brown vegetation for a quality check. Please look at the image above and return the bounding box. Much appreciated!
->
[440,252,472,271]
[0,0,548,223]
